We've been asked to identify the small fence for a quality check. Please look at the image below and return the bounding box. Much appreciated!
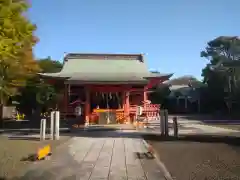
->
[130,104,160,121]
[61,103,161,125]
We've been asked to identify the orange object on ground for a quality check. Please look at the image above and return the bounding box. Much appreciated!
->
[37,145,51,160]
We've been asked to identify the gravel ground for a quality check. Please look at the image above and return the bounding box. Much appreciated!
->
[143,134,240,180]
[0,134,71,179]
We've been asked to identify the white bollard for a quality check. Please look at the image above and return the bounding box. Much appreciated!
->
[50,111,55,140]
[40,119,43,140]
[40,119,46,141]
[54,111,60,140]
[43,119,46,140]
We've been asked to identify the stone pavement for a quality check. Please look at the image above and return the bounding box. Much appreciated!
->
[18,130,166,180]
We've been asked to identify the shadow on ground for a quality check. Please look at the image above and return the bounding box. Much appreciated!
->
[0,129,71,134]
[0,170,81,180]
[1,126,240,180]
[67,127,240,148]
[3,125,240,146]
[146,122,201,131]
[143,134,240,147]
[8,136,51,141]
[1,125,240,147]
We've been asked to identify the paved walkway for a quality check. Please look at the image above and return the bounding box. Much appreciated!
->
[19,130,166,180]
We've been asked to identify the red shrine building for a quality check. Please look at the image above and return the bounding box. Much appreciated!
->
[39,53,173,125]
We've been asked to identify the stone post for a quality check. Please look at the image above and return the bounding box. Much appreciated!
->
[173,116,178,138]
[54,111,60,140]
[50,111,55,140]
[164,110,169,136]
[160,110,165,136]
[40,119,46,141]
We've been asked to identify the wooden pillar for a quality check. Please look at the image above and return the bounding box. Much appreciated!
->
[85,86,90,126]
[64,84,68,114]
[122,92,127,123]
[125,91,130,123]
[143,91,148,102]
[143,86,148,102]
[122,92,125,111]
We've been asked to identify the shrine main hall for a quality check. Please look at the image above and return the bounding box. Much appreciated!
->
[39,53,172,125]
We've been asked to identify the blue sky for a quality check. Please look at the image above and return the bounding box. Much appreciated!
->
[28,0,238,79]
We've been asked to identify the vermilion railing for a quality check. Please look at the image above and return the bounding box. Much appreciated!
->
[130,104,160,115]
[144,104,160,120]
[92,109,125,124]
[62,103,160,123]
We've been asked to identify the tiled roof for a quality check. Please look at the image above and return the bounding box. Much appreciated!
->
[39,53,173,83]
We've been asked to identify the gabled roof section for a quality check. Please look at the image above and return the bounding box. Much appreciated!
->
[38,53,172,83]
[61,57,148,75]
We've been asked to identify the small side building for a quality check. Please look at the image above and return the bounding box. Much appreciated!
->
[164,76,204,113]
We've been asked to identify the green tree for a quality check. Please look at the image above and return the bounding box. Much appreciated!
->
[0,0,39,105]
[149,84,171,106]
[37,56,63,73]
[201,36,240,113]
[15,58,63,114]
[37,57,63,109]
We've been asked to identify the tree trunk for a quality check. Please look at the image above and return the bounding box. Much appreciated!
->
[0,86,3,127]
[0,104,3,128]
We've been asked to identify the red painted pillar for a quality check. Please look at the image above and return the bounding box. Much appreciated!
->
[85,86,90,126]
[122,92,125,110]
[143,86,148,102]
[120,92,126,124]
[64,84,68,114]
[143,87,148,119]
[125,91,130,123]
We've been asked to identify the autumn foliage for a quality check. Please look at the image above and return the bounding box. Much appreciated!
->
[0,0,40,104]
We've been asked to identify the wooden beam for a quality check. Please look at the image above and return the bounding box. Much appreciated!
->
[85,86,90,126]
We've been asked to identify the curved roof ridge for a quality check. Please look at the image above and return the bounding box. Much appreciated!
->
[63,53,145,62]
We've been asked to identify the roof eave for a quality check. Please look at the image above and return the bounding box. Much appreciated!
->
[144,73,173,79]
[65,80,148,85]
[37,73,70,80]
